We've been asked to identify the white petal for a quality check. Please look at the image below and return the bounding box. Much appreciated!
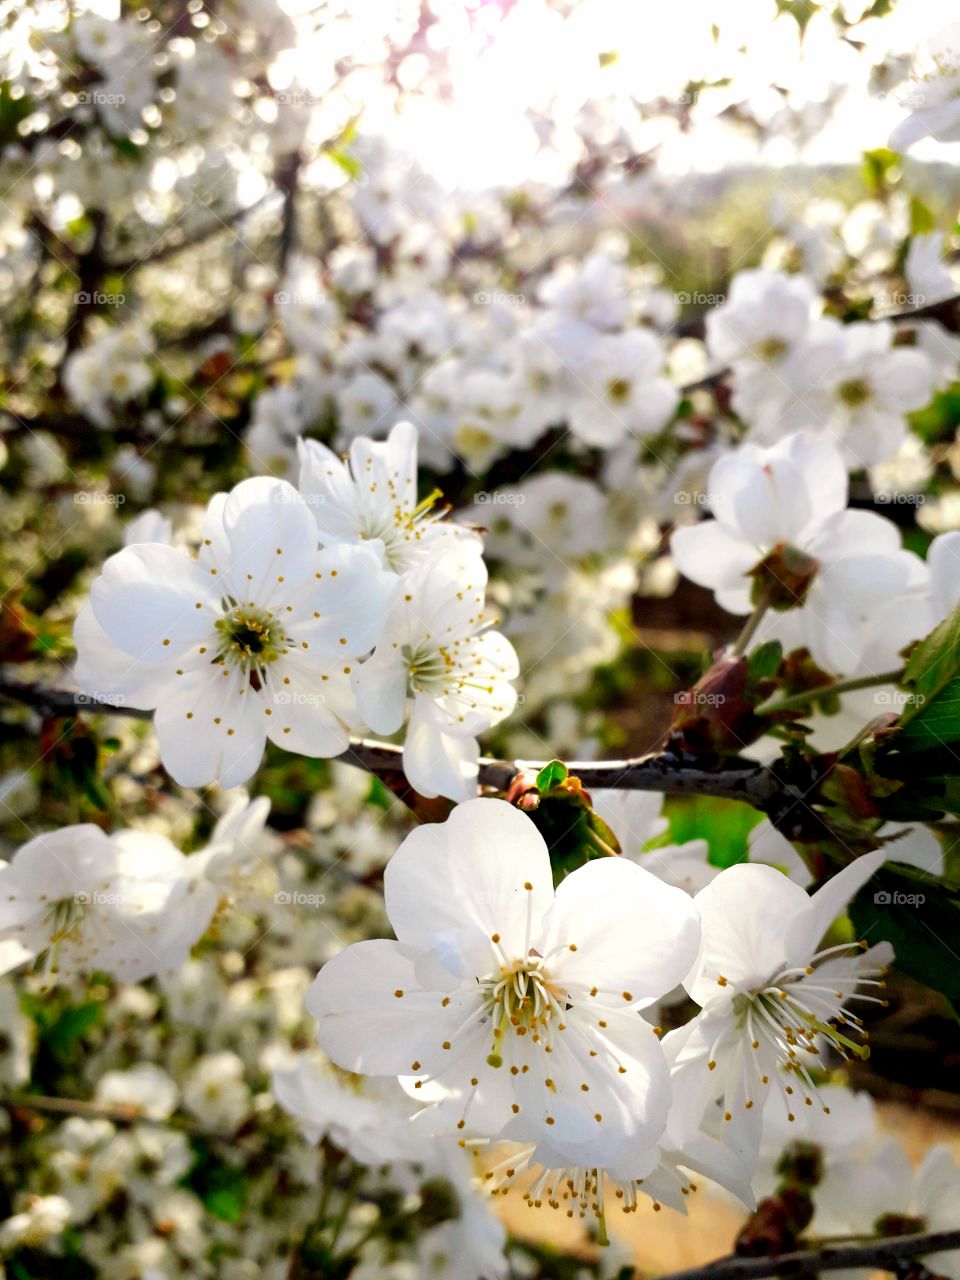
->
[545,857,701,1008]
[91,544,216,663]
[153,669,267,789]
[221,476,319,601]
[306,938,476,1076]
[686,863,810,1005]
[785,847,888,963]
[352,650,408,735]
[384,798,553,973]
[403,717,479,802]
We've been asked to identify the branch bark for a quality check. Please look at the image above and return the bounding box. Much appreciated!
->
[0,679,786,808]
[656,1229,960,1280]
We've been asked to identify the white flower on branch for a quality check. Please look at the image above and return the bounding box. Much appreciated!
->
[307,799,701,1173]
[353,543,518,801]
[671,431,921,673]
[75,477,394,788]
[298,421,479,574]
[665,849,892,1166]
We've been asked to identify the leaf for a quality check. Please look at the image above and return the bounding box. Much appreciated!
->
[43,1000,105,1055]
[894,601,960,747]
[901,599,960,710]
[849,866,960,998]
[747,640,783,681]
[897,676,960,748]
[536,760,568,793]
[861,147,900,195]
[909,196,936,236]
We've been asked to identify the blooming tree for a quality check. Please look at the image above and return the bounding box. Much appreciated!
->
[2,2,960,1279]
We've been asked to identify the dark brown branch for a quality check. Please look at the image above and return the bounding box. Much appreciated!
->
[656,1230,960,1280]
[0,679,784,808]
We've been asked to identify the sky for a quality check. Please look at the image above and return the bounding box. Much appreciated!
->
[321,0,960,188]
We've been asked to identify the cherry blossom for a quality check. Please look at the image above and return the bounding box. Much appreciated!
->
[77,477,394,788]
[665,849,892,1163]
[307,799,700,1169]
[353,542,518,801]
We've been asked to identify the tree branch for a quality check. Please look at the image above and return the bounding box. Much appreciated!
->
[655,1229,960,1280]
[0,678,786,808]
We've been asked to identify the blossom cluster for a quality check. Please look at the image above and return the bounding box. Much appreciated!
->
[74,423,518,801]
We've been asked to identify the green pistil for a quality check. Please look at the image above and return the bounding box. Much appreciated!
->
[215,606,282,669]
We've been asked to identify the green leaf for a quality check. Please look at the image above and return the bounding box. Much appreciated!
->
[898,676,960,748]
[909,197,936,236]
[536,760,568,793]
[861,147,900,195]
[897,600,960,745]
[747,639,783,681]
[849,865,960,998]
[43,1000,105,1055]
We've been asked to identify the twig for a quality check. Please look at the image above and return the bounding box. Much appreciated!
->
[0,679,786,808]
[655,1229,960,1280]
[0,1091,194,1129]
[757,669,904,715]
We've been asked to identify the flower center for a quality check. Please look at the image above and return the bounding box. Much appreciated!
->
[215,606,283,670]
[756,336,788,361]
[838,377,872,408]
[722,940,887,1118]
[480,960,565,1067]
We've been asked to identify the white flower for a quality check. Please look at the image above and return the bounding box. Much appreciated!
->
[298,422,479,573]
[755,1084,879,1205]
[0,1194,72,1250]
[570,329,678,447]
[906,231,958,306]
[183,1052,251,1132]
[246,383,308,478]
[481,473,609,568]
[353,543,518,801]
[891,23,960,151]
[0,826,190,984]
[665,849,892,1161]
[307,799,701,1170]
[336,370,400,438]
[671,432,919,673]
[77,476,394,788]
[272,1053,435,1165]
[755,322,934,468]
[537,251,632,332]
[94,1064,179,1122]
[817,1140,960,1277]
[707,269,818,379]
